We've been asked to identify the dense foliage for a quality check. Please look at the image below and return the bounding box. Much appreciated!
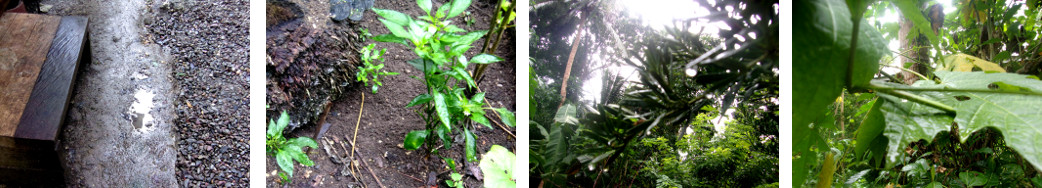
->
[794,0,1042,187]
[529,0,778,187]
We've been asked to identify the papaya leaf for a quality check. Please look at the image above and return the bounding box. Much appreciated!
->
[794,0,886,184]
[794,0,887,129]
[480,145,516,188]
[877,71,1042,171]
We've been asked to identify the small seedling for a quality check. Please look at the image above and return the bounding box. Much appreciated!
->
[359,28,372,42]
[442,157,465,188]
[447,172,465,188]
[356,43,399,94]
[266,111,319,183]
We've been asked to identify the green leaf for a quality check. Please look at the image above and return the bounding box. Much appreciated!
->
[379,19,411,39]
[471,54,503,64]
[960,171,988,187]
[454,66,476,88]
[465,128,477,162]
[446,0,472,19]
[434,91,452,131]
[794,0,887,128]
[416,0,432,14]
[480,145,516,188]
[275,111,290,135]
[890,0,939,46]
[406,94,433,107]
[545,115,575,168]
[877,71,1042,170]
[288,137,319,149]
[854,98,884,159]
[453,30,487,46]
[442,157,457,171]
[372,8,411,26]
[372,34,409,45]
[284,146,314,166]
[276,150,295,177]
[403,130,429,150]
[493,108,515,127]
[470,113,492,129]
[435,3,449,19]
[554,104,579,125]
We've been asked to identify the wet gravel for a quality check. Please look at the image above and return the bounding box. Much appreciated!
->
[145,0,250,187]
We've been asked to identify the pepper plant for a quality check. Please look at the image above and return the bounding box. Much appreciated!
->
[356,43,399,93]
[371,0,516,163]
[266,111,319,182]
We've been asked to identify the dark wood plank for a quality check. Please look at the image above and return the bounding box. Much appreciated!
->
[15,15,88,141]
[0,136,64,186]
[0,13,60,137]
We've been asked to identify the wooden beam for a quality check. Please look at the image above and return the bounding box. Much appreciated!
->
[0,13,61,137]
[16,15,89,141]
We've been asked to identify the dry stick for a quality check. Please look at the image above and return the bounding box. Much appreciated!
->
[476,87,515,138]
[346,136,386,188]
[335,137,366,188]
[392,169,424,183]
[351,92,365,161]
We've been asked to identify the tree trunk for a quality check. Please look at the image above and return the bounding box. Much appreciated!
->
[898,2,932,85]
[559,14,585,107]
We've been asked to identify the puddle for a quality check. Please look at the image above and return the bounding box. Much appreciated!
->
[129,88,155,131]
[131,71,149,80]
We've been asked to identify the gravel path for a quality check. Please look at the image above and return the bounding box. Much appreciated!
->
[144,0,251,187]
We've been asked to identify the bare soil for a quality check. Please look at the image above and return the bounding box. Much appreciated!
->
[265,0,516,187]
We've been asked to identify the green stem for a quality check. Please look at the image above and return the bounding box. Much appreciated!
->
[882,85,1042,97]
[881,64,929,81]
[845,1,863,89]
[867,83,955,113]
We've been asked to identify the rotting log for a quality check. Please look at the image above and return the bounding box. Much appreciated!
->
[266,0,362,131]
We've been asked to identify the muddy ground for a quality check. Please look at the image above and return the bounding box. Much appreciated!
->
[265,0,516,187]
[43,0,178,186]
[41,0,249,186]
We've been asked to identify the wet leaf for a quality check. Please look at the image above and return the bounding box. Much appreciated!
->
[276,150,295,177]
[480,145,516,188]
[465,128,477,162]
[416,0,432,14]
[403,130,429,150]
[877,71,1042,170]
[434,91,452,131]
[406,94,432,107]
[446,0,471,19]
[471,53,503,64]
[493,108,515,127]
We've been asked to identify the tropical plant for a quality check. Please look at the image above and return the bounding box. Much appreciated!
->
[794,0,1042,187]
[529,0,778,186]
[266,111,319,182]
[480,145,517,188]
[370,0,516,166]
[356,43,399,93]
